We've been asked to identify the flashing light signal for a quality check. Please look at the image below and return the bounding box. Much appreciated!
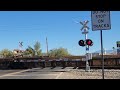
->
[78,40,85,46]
[86,39,93,46]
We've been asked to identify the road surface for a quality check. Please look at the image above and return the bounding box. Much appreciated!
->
[0,67,120,79]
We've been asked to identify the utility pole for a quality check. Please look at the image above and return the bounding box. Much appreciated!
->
[46,37,48,56]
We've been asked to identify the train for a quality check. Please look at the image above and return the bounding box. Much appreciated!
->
[0,55,120,69]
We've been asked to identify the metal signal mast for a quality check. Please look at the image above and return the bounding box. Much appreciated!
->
[80,20,91,72]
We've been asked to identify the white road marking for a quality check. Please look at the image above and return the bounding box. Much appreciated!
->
[4,74,58,76]
[0,69,31,78]
[55,72,63,79]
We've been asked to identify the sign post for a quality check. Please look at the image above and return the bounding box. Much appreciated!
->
[80,20,90,72]
[91,11,111,79]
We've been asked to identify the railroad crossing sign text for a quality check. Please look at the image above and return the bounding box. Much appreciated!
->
[91,11,111,30]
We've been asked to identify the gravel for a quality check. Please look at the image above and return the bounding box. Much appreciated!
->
[57,69,120,79]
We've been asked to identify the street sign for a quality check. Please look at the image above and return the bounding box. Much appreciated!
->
[91,11,111,30]
[91,11,111,79]
[86,47,89,51]
[82,31,89,34]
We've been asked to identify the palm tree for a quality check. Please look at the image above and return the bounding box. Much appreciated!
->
[24,46,35,57]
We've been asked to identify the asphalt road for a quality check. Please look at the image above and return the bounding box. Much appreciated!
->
[0,67,72,79]
[0,67,120,79]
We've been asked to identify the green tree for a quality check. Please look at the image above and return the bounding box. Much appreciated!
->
[0,49,13,58]
[34,41,42,56]
[23,41,42,57]
[48,47,70,58]
[24,46,35,57]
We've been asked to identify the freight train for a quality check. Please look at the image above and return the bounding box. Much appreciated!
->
[0,55,120,69]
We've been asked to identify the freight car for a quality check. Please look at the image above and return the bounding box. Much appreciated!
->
[0,56,120,69]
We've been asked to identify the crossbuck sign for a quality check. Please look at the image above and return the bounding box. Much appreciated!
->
[80,20,90,31]
[91,11,111,31]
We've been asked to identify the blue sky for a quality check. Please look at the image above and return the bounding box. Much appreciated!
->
[0,11,119,55]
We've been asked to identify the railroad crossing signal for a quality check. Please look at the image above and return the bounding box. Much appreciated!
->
[78,39,93,47]
[80,20,90,31]
[78,39,93,46]
[86,39,93,46]
[78,40,85,46]
[79,20,91,72]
